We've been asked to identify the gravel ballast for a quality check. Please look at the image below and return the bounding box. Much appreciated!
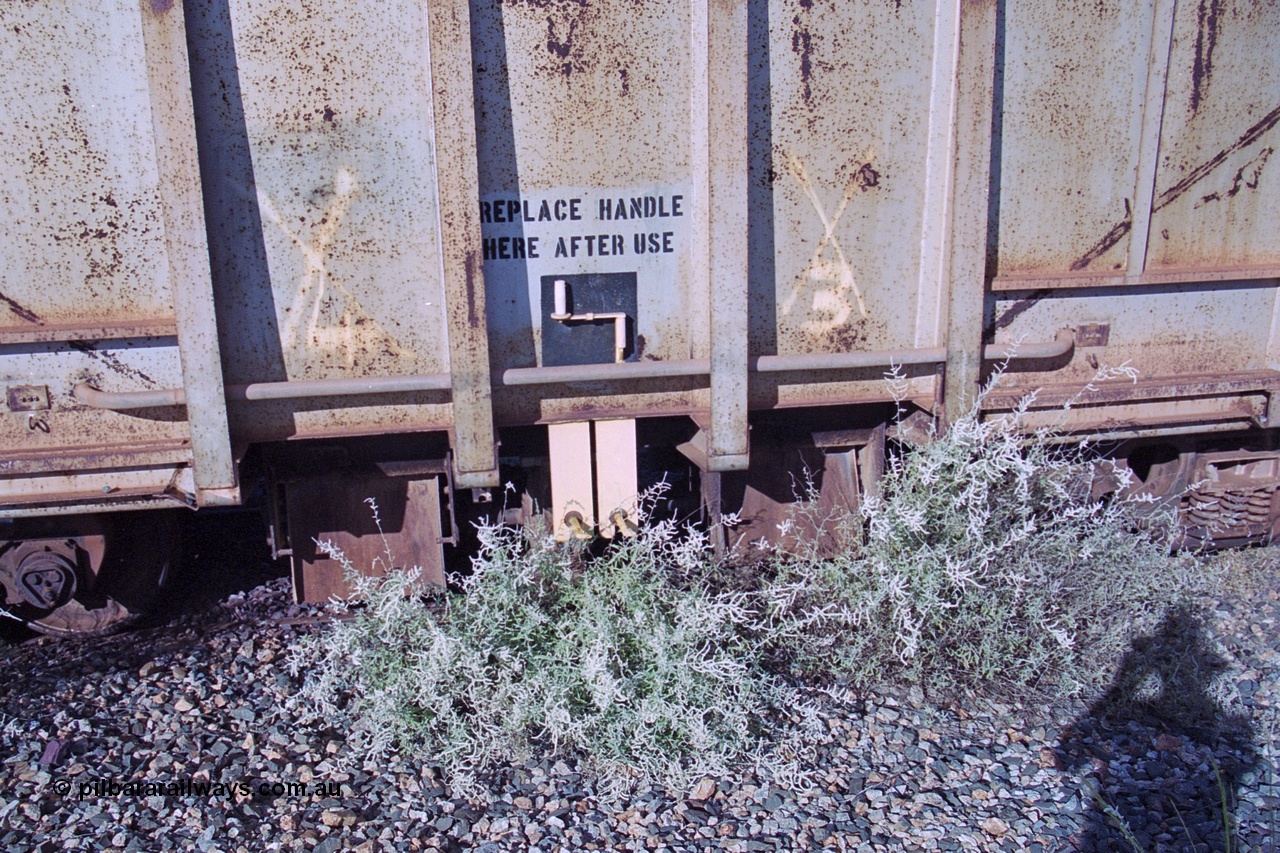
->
[1,538,1277,852]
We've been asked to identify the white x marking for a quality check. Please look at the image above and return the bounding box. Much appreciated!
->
[257,168,413,366]
[782,149,873,327]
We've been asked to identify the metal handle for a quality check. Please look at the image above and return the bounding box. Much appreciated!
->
[547,279,629,363]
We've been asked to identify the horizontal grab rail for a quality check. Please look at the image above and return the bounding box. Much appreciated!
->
[72,385,186,409]
[501,359,710,385]
[72,330,1074,410]
[73,374,454,410]
[229,374,453,401]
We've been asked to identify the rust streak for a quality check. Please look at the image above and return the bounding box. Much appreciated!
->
[0,292,43,325]
[1196,146,1272,208]
[68,341,158,388]
[464,250,480,327]
[1154,102,1280,212]
[791,13,813,105]
[1190,0,1223,116]
[986,287,1051,337]
[1038,101,1280,284]
[1069,202,1132,271]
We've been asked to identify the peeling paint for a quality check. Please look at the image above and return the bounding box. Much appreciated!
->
[1196,146,1272,207]
[1190,0,1223,115]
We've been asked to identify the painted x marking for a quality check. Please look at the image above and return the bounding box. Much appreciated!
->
[782,148,874,325]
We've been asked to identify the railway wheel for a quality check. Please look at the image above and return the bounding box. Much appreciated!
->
[0,512,178,637]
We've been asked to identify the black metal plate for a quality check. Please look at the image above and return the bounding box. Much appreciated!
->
[540,272,638,367]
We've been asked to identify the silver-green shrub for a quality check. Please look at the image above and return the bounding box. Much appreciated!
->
[288,513,771,798]
[763,388,1215,697]
[291,373,1222,791]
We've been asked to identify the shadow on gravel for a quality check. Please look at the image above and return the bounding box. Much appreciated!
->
[157,508,289,622]
[1055,605,1258,852]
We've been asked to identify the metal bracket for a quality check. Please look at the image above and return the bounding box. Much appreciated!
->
[428,0,499,489]
[138,0,239,505]
[693,0,750,472]
[941,1,999,425]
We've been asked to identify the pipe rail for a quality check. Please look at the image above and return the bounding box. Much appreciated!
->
[72,329,1074,410]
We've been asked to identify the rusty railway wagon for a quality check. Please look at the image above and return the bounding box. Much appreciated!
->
[1,0,1278,635]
